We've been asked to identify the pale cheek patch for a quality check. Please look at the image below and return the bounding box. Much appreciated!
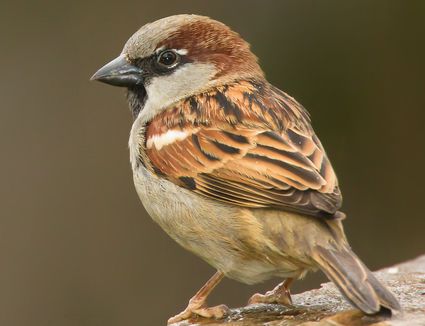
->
[146,130,189,150]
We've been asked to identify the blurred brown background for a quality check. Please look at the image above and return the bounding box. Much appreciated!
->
[0,1,424,325]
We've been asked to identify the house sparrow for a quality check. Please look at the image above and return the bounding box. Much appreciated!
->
[91,14,400,324]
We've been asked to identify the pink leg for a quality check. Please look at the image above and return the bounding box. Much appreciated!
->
[168,271,229,324]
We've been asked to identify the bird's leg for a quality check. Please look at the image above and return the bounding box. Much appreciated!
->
[167,271,229,325]
[248,278,294,306]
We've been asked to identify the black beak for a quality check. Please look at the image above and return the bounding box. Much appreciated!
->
[91,55,144,87]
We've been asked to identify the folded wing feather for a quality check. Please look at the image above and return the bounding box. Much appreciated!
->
[144,80,343,219]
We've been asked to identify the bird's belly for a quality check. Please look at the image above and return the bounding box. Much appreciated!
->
[133,166,313,284]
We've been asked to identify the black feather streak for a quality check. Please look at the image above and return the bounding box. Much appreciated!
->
[222,131,249,144]
[189,97,199,114]
[261,131,287,143]
[256,143,312,167]
[212,140,240,154]
[246,153,320,184]
[179,176,196,190]
[214,91,244,122]
[287,129,307,148]
[192,134,220,161]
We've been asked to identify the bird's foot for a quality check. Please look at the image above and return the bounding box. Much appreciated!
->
[248,281,293,306]
[167,298,229,325]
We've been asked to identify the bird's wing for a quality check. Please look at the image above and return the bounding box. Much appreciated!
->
[144,80,343,219]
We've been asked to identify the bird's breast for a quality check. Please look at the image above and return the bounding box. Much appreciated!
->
[131,164,316,284]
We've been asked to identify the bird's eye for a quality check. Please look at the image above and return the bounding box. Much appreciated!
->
[157,50,179,68]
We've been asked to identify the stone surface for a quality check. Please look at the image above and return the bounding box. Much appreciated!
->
[170,255,425,326]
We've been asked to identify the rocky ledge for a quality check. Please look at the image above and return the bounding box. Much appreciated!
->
[170,255,425,326]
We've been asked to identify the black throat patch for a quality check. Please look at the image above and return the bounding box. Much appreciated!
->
[126,86,147,119]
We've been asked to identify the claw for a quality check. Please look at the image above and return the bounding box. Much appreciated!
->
[167,303,229,324]
[248,278,294,306]
[248,290,292,305]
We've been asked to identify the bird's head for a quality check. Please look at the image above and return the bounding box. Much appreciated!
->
[91,15,264,118]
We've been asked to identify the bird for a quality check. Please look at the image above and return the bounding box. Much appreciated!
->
[91,14,400,324]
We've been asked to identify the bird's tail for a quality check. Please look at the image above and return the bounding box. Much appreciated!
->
[312,245,401,314]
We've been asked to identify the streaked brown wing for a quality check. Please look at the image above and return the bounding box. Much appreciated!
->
[144,81,342,219]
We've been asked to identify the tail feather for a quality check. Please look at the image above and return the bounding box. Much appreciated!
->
[312,245,401,314]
